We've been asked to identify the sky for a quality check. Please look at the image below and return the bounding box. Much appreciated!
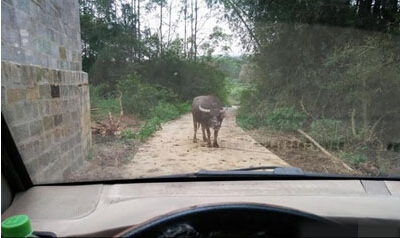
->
[138,0,244,56]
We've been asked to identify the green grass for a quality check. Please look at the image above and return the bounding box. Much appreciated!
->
[226,78,250,105]
[236,106,306,131]
[90,82,191,142]
[89,85,121,121]
[134,102,191,142]
[339,151,368,166]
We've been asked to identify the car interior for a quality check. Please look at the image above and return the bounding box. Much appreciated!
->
[2,0,400,237]
[2,114,400,237]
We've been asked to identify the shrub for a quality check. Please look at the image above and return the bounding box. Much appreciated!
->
[236,88,268,129]
[339,151,368,166]
[264,107,306,131]
[135,117,162,142]
[150,102,191,122]
[138,57,228,103]
[90,84,120,121]
[116,75,176,119]
[175,102,191,114]
[226,78,249,105]
[120,129,135,140]
[309,119,346,149]
[151,102,180,122]
[236,113,259,130]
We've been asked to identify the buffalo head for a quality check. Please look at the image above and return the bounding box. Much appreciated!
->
[198,104,226,130]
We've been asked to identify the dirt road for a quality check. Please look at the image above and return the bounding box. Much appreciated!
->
[123,107,289,178]
[69,107,289,181]
[68,106,375,182]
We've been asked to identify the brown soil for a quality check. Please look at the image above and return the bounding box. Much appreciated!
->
[68,108,366,182]
[246,130,362,175]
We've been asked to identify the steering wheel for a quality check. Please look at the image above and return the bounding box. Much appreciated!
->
[116,203,354,237]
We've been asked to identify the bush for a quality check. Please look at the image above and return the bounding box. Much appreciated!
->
[90,84,120,121]
[120,129,135,140]
[235,88,268,129]
[139,57,228,103]
[226,78,249,105]
[309,119,346,149]
[339,151,368,166]
[264,107,306,131]
[151,102,191,121]
[236,113,259,130]
[150,102,180,122]
[236,98,306,131]
[175,102,191,114]
[117,74,177,119]
[135,117,162,142]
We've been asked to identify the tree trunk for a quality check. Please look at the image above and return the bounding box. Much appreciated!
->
[160,2,163,56]
[167,0,173,45]
[194,0,198,60]
[190,0,194,59]
[137,0,141,61]
[184,0,187,58]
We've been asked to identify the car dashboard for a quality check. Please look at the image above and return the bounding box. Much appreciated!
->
[2,179,400,237]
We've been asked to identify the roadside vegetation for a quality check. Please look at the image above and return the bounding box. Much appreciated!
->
[228,1,400,175]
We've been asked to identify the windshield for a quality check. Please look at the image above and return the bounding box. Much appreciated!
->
[1,0,399,184]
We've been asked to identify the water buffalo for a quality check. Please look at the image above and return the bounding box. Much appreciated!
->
[192,95,226,148]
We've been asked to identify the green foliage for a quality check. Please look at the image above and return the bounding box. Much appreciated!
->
[216,0,399,51]
[138,56,228,103]
[339,151,368,166]
[174,102,192,114]
[322,35,400,134]
[309,119,346,149]
[133,102,190,142]
[116,74,177,119]
[213,56,244,79]
[226,78,250,105]
[234,3,399,157]
[236,92,306,131]
[236,113,259,130]
[90,84,120,121]
[135,117,162,142]
[264,107,306,131]
[236,88,269,129]
[81,1,231,124]
[150,102,191,122]
[120,129,135,140]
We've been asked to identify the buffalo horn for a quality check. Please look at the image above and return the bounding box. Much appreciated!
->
[199,105,211,113]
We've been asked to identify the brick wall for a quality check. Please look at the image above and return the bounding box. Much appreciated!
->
[1,0,91,184]
[1,0,82,70]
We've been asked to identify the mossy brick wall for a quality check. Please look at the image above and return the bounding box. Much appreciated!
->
[1,0,91,184]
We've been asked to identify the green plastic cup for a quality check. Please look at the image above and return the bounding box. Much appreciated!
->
[1,214,33,237]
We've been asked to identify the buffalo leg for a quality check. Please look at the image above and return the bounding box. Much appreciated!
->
[193,118,198,143]
[201,125,207,142]
[213,129,219,148]
[206,127,212,147]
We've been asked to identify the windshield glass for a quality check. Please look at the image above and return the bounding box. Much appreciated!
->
[1,0,399,184]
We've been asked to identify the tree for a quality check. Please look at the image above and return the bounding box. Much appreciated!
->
[80,0,229,100]
[323,34,400,138]
[218,0,400,137]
